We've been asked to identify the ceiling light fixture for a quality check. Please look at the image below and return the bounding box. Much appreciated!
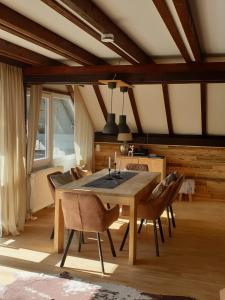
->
[101,33,114,43]
[102,82,118,135]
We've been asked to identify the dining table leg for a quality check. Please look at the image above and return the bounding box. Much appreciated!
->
[54,192,64,253]
[128,197,137,265]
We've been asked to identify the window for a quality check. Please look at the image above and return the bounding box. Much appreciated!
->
[34,97,49,160]
[53,97,74,159]
[28,91,75,169]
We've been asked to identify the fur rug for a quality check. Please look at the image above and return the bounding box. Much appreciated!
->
[0,269,195,300]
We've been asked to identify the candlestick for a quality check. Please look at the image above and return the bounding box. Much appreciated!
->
[108,156,111,169]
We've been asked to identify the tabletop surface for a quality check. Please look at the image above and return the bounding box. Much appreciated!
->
[56,169,160,197]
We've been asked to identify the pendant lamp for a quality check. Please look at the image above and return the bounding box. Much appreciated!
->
[118,87,131,134]
[102,82,118,135]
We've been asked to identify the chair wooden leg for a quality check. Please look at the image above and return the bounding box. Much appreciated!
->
[166,206,172,238]
[60,230,75,267]
[50,227,54,240]
[138,218,145,233]
[106,229,116,257]
[78,231,82,252]
[170,205,176,228]
[157,217,164,243]
[97,232,105,274]
[153,220,159,256]
[120,223,130,251]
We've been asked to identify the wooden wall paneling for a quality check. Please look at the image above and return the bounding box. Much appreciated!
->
[94,142,225,202]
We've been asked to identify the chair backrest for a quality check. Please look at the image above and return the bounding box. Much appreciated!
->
[47,171,63,200]
[70,167,79,180]
[71,166,92,179]
[150,181,176,217]
[168,174,185,205]
[60,192,107,233]
[47,171,74,200]
[126,163,149,172]
[138,181,175,220]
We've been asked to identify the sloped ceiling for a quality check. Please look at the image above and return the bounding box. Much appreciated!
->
[0,0,225,136]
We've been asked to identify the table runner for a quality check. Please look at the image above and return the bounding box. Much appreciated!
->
[83,171,137,189]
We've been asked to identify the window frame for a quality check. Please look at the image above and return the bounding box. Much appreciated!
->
[31,91,75,170]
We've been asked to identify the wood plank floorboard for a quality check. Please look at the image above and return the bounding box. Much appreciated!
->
[0,201,224,300]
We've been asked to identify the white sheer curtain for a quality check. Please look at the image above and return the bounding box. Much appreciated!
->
[74,86,94,171]
[0,63,26,236]
[26,85,42,215]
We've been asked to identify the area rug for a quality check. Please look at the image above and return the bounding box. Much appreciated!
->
[0,269,195,300]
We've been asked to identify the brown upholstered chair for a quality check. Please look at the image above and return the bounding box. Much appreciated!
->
[120,182,175,256]
[60,192,119,274]
[166,175,184,237]
[126,163,149,172]
[47,171,75,239]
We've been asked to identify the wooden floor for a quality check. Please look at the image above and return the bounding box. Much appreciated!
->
[0,200,225,300]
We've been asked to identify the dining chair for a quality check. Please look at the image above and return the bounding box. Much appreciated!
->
[47,171,75,239]
[120,182,175,256]
[60,192,119,274]
[166,174,184,237]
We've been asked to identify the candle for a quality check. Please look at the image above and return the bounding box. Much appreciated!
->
[108,156,111,169]
[114,151,117,162]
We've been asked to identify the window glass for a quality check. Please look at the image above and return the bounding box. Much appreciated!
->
[53,98,75,159]
[34,98,48,160]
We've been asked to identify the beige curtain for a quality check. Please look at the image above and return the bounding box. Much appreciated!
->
[0,63,26,236]
[26,85,42,214]
[74,86,94,171]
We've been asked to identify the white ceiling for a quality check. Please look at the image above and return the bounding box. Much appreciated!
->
[190,0,225,55]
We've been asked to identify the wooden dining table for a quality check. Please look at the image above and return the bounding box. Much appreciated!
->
[54,169,160,265]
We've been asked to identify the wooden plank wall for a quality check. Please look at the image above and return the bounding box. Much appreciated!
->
[94,142,225,202]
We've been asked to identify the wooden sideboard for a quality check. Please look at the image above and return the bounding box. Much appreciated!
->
[116,156,166,180]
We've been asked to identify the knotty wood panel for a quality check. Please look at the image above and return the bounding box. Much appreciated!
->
[94,142,225,201]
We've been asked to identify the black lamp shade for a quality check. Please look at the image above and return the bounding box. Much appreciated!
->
[102,113,118,135]
[118,115,130,133]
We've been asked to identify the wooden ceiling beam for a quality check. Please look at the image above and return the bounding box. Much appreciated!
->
[173,0,202,62]
[0,54,29,67]
[0,38,59,66]
[128,88,143,134]
[23,62,225,84]
[92,85,108,122]
[95,132,225,148]
[0,3,105,65]
[152,0,192,63]
[41,0,138,65]
[172,1,207,137]
[60,0,152,64]
[162,84,173,135]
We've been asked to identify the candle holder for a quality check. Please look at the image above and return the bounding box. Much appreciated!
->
[107,168,113,180]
